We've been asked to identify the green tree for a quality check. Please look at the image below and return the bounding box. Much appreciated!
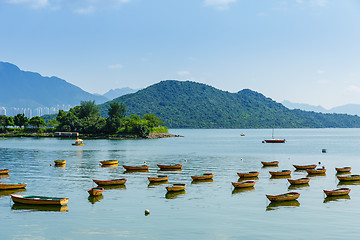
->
[13,113,29,128]
[78,101,99,119]
[29,116,46,129]
[143,113,164,128]
[0,115,14,130]
[108,102,126,119]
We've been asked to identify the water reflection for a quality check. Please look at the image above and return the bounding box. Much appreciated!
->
[307,173,326,177]
[88,195,104,204]
[102,185,126,190]
[191,179,214,184]
[148,181,169,188]
[336,172,351,176]
[101,164,118,168]
[0,174,10,178]
[266,200,300,211]
[157,169,182,172]
[165,190,186,199]
[11,203,68,212]
[288,183,310,191]
[237,177,259,181]
[0,188,27,198]
[337,181,360,186]
[270,175,291,179]
[124,170,149,174]
[323,195,351,203]
[232,187,255,195]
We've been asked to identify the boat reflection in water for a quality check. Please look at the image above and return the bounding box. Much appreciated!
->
[148,181,169,188]
[123,170,149,174]
[191,179,214,185]
[165,190,186,199]
[270,175,291,179]
[88,195,104,204]
[266,200,300,211]
[0,188,27,198]
[11,203,68,212]
[288,183,310,191]
[237,177,259,181]
[232,187,255,195]
[323,195,351,203]
[102,185,126,191]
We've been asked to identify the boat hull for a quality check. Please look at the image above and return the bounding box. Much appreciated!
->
[337,175,360,181]
[0,183,27,190]
[266,192,300,202]
[264,139,285,143]
[123,165,149,170]
[54,160,66,166]
[93,178,127,186]
[11,195,68,205]
[306,168,326,174]
[237,172,259,178]
[148,175,169,182]
[288,178,310,185]
[191,173,214,180]
[335,167,351,172]
[0,169,10,174]
[232,181,255,188]
[293,164,316,170]
[157,164,182,170]
[166,183,186,192]
[100,160,118,165]
[88,187,104,196]
[324,188,351,196]
[261,161,279,166]
[269,170,291,176]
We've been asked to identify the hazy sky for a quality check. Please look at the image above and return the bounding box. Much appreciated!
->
[1,0,360,108]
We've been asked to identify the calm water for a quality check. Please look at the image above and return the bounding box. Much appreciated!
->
[1,129,360,239]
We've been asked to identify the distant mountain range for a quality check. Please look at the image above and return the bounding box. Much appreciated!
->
[0,62,107,108]
[282,100,360,116]
[102,87,139,100]
[99,80,360,128]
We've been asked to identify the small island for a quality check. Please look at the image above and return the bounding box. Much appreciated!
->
[0,101,178,139]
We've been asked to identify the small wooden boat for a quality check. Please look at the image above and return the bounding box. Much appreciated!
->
[100,160,118,166]
[266,192,300,202]
[240,133,245,136]
[288,178,310,185]
[123,165,149,171]
[293,164,316,170]
[335,167,351,172]
[261,161,279,166]
[166,183,186,192]
[232,180,255,188]
[0,169,10,174]
[323,188,351,197]
[263,139,286,143]
[337,174,360,181]
[72,139,84,146]
[191,173,214,180]
[0,183,27,190]
[93,178,127,186]
[157,164,182,170]
[54,160,66,166]
[269,170,291,176]
[148,175,169,182]
[11,195,68,205]
[88,187,104,196]
[306,168,326,174]
[237,171,259,178]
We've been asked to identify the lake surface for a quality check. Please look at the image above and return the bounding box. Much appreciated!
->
[1,129,360,239]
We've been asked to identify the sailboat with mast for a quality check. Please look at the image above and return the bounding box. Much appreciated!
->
[263,128,286,143]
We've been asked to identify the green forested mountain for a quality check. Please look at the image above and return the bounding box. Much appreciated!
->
[99,80,360,128]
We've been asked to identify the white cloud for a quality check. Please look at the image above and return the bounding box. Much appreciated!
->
[108,64,123,69]
[6,0,48,8]
[177,71,190,76]
[204,0,237,10]
[74,5,95,14]
[312,0,328,7]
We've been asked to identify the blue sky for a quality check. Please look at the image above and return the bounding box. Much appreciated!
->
[1,0,360,108]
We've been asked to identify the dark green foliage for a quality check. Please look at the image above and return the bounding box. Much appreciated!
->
[78,101,99,119]
[13,114,29,128]
[143,113,164,128]
[0,115,14,131]
[29,116,46,128]
[99,80,360,128]
[108,102,126,119]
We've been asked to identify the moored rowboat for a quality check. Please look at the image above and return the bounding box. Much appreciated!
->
[0,169,10,174]
[0,183,27,190]
[11,195,68,205]
[123,165,149,170]
[264,139,286,143]
[266,192,300,202]
[237,171,259,178]
[232,180,255,188]
[93,178,127,186]
[100,160,118,166]
[191,173,214,180]
[335,167,351,172]
[88,187,104,196]
[306,168,326,174]
[54,160,66,166]
[72,139,84,146]
[337,174,360,181]
[288,178,310,185]
[269,170,291,176]
[323,188,351,196]
[166,183,186,192]
[293,164,316,170]
[157,164,182,170]
[148,175,169,182]
[261,161,279,166]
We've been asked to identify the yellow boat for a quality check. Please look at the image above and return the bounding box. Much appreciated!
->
[72,139,84,146]
[269,170,291,176]
[191,173,214,180]
[148,175,169,182]
[335,167,351,173]
[266,192,300,202]
[11,194,68,205]
[288,178,310,185]
[123,165,149,171]
[0,169,10,174]
[54,160,66,166]
[293,164,317,170]
[323,188,351,197]
[100,160,118,166]
[88,187,104,196]
[232,180,255,188]
[0,183,27,190]
[237,171,259,178]
[306,168,326,174]
[166,183,186,192]
[93,178,127,186]
[261,161,279,166]
[337,174,360,181]
[157,164,182,170]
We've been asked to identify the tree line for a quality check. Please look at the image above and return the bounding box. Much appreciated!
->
[0,101,167,137]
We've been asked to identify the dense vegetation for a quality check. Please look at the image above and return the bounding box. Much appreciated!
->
[0,101,167,138]
[99,80,360,128]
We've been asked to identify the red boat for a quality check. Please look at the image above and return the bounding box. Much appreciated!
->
[264,139,286,143]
